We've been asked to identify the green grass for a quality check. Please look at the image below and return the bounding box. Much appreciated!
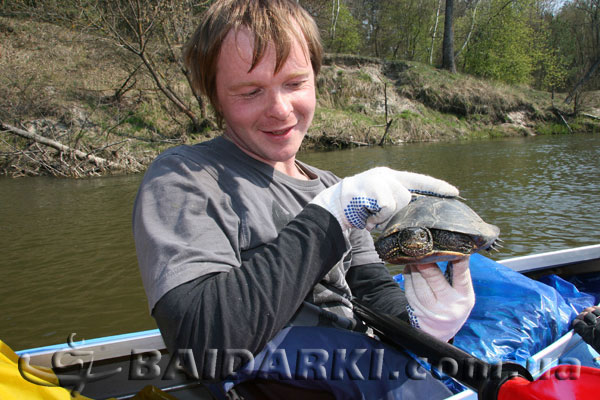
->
[468,127,510,139]
[397,110,419,120]
[535,122,571,135]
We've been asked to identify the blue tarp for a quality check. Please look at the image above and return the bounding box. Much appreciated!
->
[561,271,600,305]
[395,253,595,365]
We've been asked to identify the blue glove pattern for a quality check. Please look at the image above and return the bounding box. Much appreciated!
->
[406,304,421,328]
[309,167,459,233]
[343,197,381,229]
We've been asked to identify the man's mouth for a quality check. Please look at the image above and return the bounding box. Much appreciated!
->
[264,126,293,136]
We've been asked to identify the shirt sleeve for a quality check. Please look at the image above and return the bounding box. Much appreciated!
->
[152,204,348,378]
[346,262,409,321]
[133,153,243,311]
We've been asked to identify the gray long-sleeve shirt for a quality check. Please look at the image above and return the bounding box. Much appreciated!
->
[132,136,408,376]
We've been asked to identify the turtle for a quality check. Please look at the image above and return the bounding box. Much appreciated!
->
[374,195,501,264]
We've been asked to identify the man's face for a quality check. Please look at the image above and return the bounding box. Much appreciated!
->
[215,28,316,169]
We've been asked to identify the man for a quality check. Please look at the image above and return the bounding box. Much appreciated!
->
[133,0,474,397]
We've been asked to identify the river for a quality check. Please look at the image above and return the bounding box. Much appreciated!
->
[1,134,599,350]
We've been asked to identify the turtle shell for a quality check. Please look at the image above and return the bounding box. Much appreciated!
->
[375,195,500,264]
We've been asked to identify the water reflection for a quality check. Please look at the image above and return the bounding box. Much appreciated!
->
[1,134,599,350]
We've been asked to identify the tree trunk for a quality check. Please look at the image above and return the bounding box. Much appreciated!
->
[429,0,442,65]
[139,52,201,129]
[331,0,340,40]
[441,0,456,73]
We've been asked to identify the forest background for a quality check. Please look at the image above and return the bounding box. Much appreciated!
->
[0,0,599,177]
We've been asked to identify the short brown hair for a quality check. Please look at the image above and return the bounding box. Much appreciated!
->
[183,0,323,127]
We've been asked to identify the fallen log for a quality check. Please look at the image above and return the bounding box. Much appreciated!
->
[582,112,600,121]
[551,108,573,134]
[317,133,368,147]
[1,121,121,170]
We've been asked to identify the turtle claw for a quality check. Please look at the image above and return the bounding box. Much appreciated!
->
[486,239,504,252]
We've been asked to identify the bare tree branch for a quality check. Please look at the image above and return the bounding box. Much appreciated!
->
[82,0,206,130]
[565,57,600,105]
[429,0,443,65]
[455,0,480,60]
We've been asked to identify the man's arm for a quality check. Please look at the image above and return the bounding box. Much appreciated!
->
[152,205,348,378]
[346,263,409,321]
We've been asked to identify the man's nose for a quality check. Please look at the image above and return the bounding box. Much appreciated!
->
[266,90,293,120]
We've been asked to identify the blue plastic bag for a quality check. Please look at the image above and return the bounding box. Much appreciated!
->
[394,253,595,365]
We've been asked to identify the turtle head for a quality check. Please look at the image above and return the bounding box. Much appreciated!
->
[398,227,434,257]
[375,226,434,263]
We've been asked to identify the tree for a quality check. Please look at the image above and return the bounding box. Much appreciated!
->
[349,0,385,57]
[453,0,481,62]
[442,0,457,72]
[373,0,438,62]
[325,1,362,53]
[527,3,568,92]
[429,0,443,64]
[80,0,212,133]
[330,0,341,41]
[462,0,536,84]
[554,0,600,100]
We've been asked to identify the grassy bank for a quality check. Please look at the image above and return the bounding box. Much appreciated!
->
[1,17,598,177]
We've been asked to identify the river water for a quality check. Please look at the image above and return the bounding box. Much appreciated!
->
[1,134,599,350]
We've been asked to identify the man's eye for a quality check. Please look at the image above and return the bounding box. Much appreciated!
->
[288,80,306,89]
[242,89,260,98]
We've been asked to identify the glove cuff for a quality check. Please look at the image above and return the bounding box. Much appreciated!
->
[406,304,471,342]
[310,184,349,231]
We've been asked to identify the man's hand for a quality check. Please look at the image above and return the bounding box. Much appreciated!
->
[404,257,475,342]
[310,167,459,232]
[572,306,600,352]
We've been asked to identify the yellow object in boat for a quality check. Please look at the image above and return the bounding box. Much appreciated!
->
[0,340,92,400]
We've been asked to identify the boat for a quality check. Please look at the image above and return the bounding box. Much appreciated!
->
[15,244,600,400]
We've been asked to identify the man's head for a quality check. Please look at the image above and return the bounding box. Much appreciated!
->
[184,0,322,127]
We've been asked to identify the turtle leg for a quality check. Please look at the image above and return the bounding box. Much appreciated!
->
[430,229,476,254]
[374,234,401,261]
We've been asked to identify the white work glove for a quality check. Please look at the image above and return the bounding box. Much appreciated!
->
[310,167,459,232]
[404,257,475,342]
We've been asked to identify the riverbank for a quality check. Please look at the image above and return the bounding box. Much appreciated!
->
[1,16,599,177]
